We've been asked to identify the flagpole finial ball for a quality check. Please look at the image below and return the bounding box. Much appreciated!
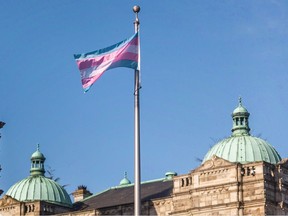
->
[133,5,140,13]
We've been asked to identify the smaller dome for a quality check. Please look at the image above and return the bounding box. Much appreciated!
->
[31,144,45,160]
[231,97,250,136]
[30,144,46,176]
[119,172,131,186]
[233,97,248,114]
[233,106,248,114]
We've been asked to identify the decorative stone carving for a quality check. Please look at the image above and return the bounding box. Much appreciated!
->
[194,155,236,172]
[0,195,19,207]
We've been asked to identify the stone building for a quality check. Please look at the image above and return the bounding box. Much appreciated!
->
[1,99,288,215]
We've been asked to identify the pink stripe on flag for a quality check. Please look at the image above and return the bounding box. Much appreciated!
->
[76,41,138,70]
[79,52,138,74]
[82,75,102,89]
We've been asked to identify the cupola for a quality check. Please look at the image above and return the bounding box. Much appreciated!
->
[231,97,250,136]
[30,144,46,176]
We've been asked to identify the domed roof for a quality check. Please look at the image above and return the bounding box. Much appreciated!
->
[31,145,45,160]
[119,172,131,186]
[6,176,72,206]
[202,98,281,164]
[202,135,281,164]
[6,145,72,206]
[232,98,248,114]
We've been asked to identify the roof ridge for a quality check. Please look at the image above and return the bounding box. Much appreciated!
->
[77,177,170,202]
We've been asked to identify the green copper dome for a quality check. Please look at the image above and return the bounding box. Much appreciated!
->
[6,176,72,206]
[202,98,281,164]
[119,172,131,186]
[6,146,72,206]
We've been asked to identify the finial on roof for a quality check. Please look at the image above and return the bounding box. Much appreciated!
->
[37,143,40,151]
[239,97,242,106]
[119,171,131,186]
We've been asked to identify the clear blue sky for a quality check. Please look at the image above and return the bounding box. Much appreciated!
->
[1,1,288,197]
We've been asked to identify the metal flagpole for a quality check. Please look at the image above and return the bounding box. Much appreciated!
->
[133,5,141,216]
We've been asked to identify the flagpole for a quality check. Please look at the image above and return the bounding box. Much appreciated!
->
[133,5,141,216]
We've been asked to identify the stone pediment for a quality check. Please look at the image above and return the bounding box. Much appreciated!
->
[193,155,236,172]
[0,195,20,207]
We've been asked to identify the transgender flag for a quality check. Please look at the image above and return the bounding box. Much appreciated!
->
[74,32,139,92]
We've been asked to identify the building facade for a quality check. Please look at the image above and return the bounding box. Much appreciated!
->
[1,99,288,215]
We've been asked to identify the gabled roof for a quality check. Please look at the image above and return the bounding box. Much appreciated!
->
[73,179,173,211]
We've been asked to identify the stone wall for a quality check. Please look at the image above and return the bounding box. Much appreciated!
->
[0,195,24,216]
[170,156,267,216]
[264,159,288,215]
[152,197,173,216]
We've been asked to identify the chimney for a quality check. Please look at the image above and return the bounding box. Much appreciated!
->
[72,185,92,202]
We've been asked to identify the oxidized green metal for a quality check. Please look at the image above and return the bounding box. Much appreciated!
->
[119,172,131,186]
[202,98,281,164]
[6,146,72,206]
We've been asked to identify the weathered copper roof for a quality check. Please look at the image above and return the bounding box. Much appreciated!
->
[203,99,281,164]
[73,179,173,211]
[6,175,72,207]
